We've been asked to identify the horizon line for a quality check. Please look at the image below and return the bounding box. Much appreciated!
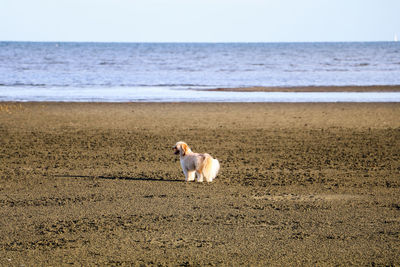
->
[0,40,398,44]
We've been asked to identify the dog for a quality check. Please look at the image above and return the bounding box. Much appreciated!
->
[173,141,220,182]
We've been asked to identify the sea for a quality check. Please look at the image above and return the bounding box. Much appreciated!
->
[1,42,400,102]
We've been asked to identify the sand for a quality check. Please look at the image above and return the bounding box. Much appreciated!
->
[0,102,399,266]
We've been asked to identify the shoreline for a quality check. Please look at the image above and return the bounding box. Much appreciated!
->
[203,85,400,92]
[1,86,400,103]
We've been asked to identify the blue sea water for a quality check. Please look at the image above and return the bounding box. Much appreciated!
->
[0,42,399,102]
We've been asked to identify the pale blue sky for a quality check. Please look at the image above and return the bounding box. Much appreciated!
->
[1,0,399,42]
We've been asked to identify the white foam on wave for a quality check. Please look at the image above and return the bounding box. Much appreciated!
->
[1,86,400,102]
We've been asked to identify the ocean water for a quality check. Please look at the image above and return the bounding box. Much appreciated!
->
[0,42,400,102]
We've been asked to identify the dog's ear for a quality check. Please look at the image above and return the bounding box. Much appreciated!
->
[181,143,188,156]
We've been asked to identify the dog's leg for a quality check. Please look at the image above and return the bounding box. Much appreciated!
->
[183,169,188,182]
[187,171,195,182]
[196,171,204,182]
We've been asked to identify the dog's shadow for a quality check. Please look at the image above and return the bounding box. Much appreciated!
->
[55,174,182,183]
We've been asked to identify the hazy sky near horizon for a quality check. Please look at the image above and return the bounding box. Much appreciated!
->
[1,0,399,42]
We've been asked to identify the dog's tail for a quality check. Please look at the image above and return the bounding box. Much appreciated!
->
[203,157,220,182]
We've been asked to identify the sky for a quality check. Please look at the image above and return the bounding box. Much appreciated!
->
[1,0,399,43]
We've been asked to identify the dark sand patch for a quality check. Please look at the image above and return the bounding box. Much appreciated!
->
[0,102,399,266]
[204,85,400,92]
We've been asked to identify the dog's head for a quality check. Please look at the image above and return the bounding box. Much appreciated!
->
[173,141,191,156]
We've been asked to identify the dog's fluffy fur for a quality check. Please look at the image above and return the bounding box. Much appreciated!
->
[173,141,220,182]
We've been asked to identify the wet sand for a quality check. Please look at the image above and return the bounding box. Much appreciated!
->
[206,85,400,92]
[0,102,399,266]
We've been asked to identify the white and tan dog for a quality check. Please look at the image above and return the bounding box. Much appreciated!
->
[173,141,220,182]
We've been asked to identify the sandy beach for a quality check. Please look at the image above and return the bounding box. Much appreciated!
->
[0,102,399,266]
